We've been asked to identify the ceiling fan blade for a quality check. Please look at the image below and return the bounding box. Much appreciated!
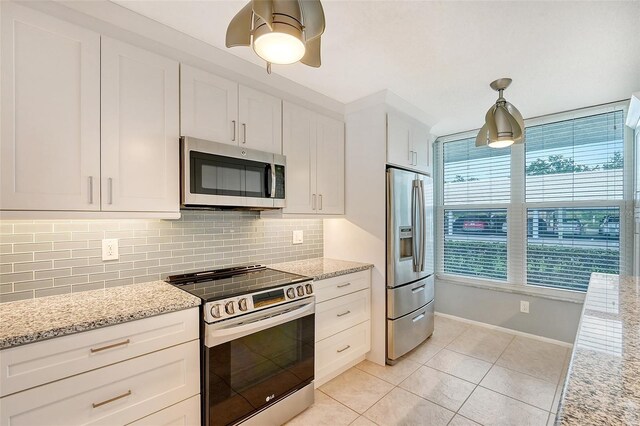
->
[300,36,321,67]
[476,124,489,147]
[485,106,499,141]
[299,0,325,41]
[504,101,524,131]
[226,2,253,47]
[252,0,274,30]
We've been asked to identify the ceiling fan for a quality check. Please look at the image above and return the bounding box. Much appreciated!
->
[476,78,525,148]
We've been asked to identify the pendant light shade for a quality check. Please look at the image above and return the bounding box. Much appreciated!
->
[476,78,524,148]
[226,0,325,72]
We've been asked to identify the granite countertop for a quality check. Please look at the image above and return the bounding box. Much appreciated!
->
[0,281,201,350]
[269,257,373,281]
[556,273,640,425]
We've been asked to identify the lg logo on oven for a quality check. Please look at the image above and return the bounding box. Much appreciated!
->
[265,394,275,402]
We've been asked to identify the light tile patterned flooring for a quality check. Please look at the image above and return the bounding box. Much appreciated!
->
[287,316,570,426]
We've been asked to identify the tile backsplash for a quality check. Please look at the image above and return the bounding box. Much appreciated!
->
[0,211,323,303]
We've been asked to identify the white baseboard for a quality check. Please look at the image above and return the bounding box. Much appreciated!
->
[435,311,574,348]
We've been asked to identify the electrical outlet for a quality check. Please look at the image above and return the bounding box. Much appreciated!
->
[520,300,530,314]
[102,238,119,261]
[292,230,304,245]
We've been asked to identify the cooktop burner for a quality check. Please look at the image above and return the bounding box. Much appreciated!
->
[165,265,309,302]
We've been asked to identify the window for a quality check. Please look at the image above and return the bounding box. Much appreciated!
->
[436,106,631,294]
[441,138,510,281]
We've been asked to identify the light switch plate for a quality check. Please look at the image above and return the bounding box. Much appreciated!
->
[292,230,303,245]
[102,238,119,261]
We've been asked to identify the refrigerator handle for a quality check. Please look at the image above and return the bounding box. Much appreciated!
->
[411,180,419,272]
[419,179,426,272]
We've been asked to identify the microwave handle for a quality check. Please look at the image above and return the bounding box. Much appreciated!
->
[266,163,276,198]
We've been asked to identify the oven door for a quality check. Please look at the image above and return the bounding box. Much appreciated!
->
[204,298,315,426]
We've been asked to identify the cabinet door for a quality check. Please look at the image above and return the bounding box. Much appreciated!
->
[316,114,345,214]
[386,112,412,169]
[411,122,432,174]
[180,64,238,144]
[101,37,180,212]
[238,85,282,154]
[0,3,100,211]
[282,102,316,214]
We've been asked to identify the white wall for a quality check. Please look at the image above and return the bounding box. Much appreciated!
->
[324,103,388,365]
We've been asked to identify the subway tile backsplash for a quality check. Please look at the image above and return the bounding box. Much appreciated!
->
[0,211,323,303]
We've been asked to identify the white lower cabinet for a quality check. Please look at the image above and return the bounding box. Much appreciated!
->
[314,270,371,386]
[0,308,200,426]
[127,395,200,426]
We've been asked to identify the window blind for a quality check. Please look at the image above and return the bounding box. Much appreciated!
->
[444,138,511,205]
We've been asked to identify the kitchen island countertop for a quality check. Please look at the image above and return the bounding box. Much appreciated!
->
[556,273,640,425]
[269,257,373,281]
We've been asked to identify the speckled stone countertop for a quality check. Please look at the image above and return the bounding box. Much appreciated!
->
[556,273,640,425]
[269,258,373,281]
[0,281,201,350]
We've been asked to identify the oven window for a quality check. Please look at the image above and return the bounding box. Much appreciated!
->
[191,151,268,198]
[205,314,314,426]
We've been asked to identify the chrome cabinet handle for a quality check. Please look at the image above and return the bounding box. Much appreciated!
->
[337,345,351,353]
[92,390,131,408]
[337,282,351,288]
[412,313,426,323]
[88,176,94,204]
[232,120,236,141]
[337,310,351,317]
[242,123,247,144]
[319,194,323,210]
[413,151,418,166]
[312,194,317,210]
[108,178,113,204]
[90,339,130,353]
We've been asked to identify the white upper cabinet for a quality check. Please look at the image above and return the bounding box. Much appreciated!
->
[282,102,344,215]
[0,3,101,211]
[387,111,432,174]
[101,37,180,213]
[283,102,316,214]
[180,64,238,144]
[315,115,345,214]
[179,68,282,154]
[239,85,282,154]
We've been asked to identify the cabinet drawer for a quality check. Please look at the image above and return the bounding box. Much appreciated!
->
[0,340,200,426]
[316,321,370,384]
[316,289,370,341]
[314,270,370,303]
[0,307,198,397]
[127,395,200,426]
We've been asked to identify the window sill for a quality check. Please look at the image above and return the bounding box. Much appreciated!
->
[435,273,586,304]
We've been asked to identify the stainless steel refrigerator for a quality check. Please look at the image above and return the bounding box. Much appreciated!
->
[386,167,434,364]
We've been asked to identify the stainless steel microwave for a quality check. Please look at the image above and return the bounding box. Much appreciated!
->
[180,137,286,209]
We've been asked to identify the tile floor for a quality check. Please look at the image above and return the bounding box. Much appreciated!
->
[287,316,570,426]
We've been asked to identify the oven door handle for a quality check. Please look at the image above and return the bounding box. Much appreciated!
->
[205,298,315,347]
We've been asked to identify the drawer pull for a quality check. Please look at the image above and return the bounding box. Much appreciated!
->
[337,310,351,317]
[337,345,351,353]
[337,282,351,289]
[412,313,426,323]
[92,390,132,408]
[412,285,426,293]
[90,339,130,353]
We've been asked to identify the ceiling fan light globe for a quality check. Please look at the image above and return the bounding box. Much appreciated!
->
[488,139,514,149]
[253,31,306,64]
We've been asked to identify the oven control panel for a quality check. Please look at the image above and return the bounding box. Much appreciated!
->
[204,280,314,323]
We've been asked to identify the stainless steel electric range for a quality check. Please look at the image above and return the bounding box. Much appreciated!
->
[166,265,315,426]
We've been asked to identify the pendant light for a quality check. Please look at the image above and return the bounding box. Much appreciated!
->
[226,0,325,74]
[476,78,524,148]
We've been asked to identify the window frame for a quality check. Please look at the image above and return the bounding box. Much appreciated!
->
[434,101,634,302]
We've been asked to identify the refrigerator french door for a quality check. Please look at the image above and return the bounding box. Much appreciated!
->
[386,167,434,363]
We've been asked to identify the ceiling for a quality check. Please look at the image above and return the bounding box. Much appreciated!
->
[113,0,640,136]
